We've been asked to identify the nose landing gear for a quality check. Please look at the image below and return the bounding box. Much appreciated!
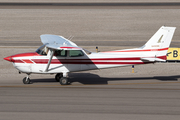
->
[22,74,31,84]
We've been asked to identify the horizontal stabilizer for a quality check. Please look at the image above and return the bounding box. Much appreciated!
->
[140,57,166,62]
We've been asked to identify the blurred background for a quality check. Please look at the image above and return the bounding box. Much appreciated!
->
[0,0,180,47]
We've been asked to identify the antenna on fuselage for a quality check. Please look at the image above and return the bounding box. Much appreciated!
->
[68,35,74,40]
[67,35,72,40]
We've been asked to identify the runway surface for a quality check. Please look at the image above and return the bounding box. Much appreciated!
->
[0,81,180,120]
[1,1,180,119]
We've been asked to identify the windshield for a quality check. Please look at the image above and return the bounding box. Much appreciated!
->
[36,44,49,55]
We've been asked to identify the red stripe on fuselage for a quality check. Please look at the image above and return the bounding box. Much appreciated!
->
[32,60,147,65]
[12,57,142,64]
[60,47,81,49]
[31,58,149,65]
[31,57,142,64]
[12,56,166,64]
[11,52,40,57]
[22,59,34,64]
[103,48,168,53]
[74,58,141,60]
[156,55,167,60]
[12,59,24,63]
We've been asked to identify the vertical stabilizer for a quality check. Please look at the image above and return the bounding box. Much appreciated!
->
[141,26,176,61]
[143,26,176,50]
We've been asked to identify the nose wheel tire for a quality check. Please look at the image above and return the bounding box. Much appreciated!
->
[23,77,31,84]
[59,77,69,85]
[55,73,63,82]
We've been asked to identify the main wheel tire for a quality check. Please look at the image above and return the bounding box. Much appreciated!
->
[59,77,68,85]
[55,73,63,82]
[23,77,30,84]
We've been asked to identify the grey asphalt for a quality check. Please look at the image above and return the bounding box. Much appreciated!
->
[1,2,180,120]
[0,82,180,120]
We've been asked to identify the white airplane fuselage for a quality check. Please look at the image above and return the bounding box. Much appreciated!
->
[7,48,166,74]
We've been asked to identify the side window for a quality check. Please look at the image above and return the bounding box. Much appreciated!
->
[54,50,67,57]
[69,50,84,57]
[35,45,48,56]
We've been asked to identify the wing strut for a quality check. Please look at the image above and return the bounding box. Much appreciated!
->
[44,50,55,72]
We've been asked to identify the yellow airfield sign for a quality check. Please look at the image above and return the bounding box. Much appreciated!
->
[167,48,180,61]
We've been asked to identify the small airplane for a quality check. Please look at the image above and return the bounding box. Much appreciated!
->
[4,26,176,85]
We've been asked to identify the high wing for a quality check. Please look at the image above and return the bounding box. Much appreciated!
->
[40,34,82,50]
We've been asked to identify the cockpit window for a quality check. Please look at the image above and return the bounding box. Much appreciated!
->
[36,44,49,56]
[54,50,67,57]
[69,50,84,57]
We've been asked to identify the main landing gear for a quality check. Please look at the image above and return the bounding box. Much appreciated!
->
[55,73,70,85]
[59,77,69,85]
[55,73,63,82]
[23,74,31,84]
